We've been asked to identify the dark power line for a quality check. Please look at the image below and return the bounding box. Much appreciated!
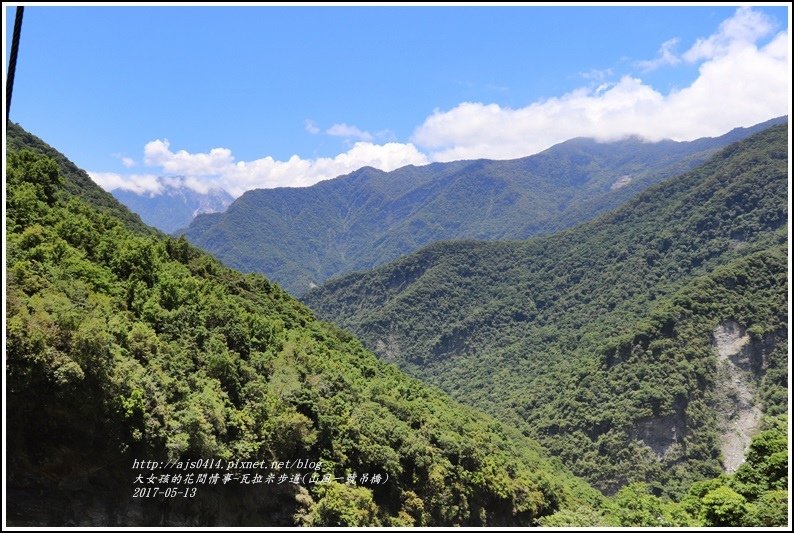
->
[6,6,25,119]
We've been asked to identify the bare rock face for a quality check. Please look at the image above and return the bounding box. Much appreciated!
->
[628,320,777,473]
[634,414,686,458]
[712,320,763,473]
[610,175,633,191]
[713,320,751,363]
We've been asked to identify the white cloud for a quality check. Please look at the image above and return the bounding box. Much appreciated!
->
[217,142,428,195]
[638,38,682,71]
[762,27,789,60]
[99,8,788,198]
[89,172,162,195]
[95,140,429,197]
[580,68,614,81]
[112,153,136,168]
[683,6,775,63]
[637,8,776,71]
[411,78,663,161]
[143,139,235,176]
[412,8,789,161]
[661,29,790,138]
[375,129,397,141]
[326,123,373,142]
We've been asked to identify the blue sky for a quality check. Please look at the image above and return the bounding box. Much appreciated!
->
[4,5,790,196]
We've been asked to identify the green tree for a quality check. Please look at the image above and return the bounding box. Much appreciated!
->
[611,483,680,526]
[304,482,381,526]
[701,486,747,526]
[745,490,788,527]
[7,149,62,204]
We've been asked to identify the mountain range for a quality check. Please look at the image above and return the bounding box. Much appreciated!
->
[112,183,233,234]
[5,121,787,527]
[180,117,786,295]
[304,123,788,498]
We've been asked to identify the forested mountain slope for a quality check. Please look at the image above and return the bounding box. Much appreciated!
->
[5,127,601,526]
[182,117,785,295]
[7,122,155,235]
[304,124,789,499]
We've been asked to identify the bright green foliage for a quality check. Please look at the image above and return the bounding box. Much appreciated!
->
[305,124,789,497]
[701,486,747,526]
[182,117,784,294]
[5,130,601,526]
[608,483,694,526]
[7,122,155,234]
[5,121,788,528]
[554,416,789,527]
[733,416,788,498]
[301,483,381,526]
[745,490,788,526]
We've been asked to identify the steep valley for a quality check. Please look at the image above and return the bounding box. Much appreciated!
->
[305,124,789,499]
[5,121,788,527]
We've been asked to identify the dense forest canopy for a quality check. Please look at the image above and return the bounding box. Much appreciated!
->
[304,124,789,520]
[6,125,600,526]
[5,123,788,527]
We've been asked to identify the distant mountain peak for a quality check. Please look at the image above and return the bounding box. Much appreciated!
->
[111,180,233,234]
[180,118,785,295]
